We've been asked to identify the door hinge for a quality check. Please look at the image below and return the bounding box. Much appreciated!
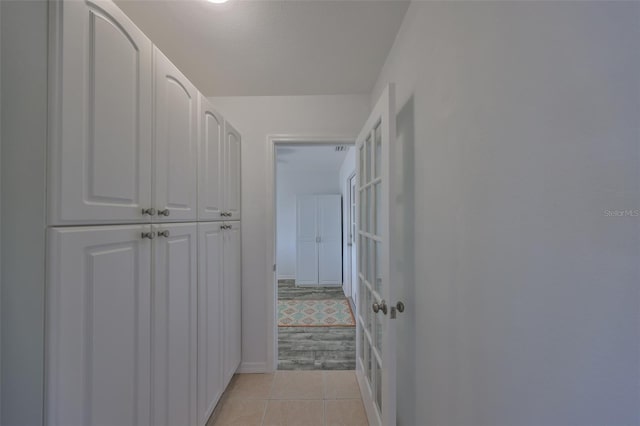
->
[273,264,276,272]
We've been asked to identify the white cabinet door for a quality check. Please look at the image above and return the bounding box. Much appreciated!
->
[198,95,225,221]
[296,194,342,286]
[318,195,342,285]
[197,223,224,425]
[47,225,152,426]
[154,48,198,221]
[296,195,319,286]
[153,223,197,426]
[49,0,152,225]
[223,222,242,386]
[223,121,241,221]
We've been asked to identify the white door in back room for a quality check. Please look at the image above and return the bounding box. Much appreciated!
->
[318,194,343,285]
[296,194,342,286]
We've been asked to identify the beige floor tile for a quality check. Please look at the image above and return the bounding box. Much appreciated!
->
[225,373,275,399]
[262,400,324,426]
[210,399,267,426]
[324,371,361,399]
[324,399,368,426]
[270,371,324,399]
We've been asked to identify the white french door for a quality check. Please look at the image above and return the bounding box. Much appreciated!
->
[349,175,358,303]
[355,84,398,426]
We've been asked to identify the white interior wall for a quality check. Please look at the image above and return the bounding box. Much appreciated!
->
[276,167,341,280]
[0,1,48,424]
[207,95,369,370]
[338,148,356,298]
[373,2,640,425]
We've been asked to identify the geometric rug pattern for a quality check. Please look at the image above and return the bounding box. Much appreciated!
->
[278,299,356,327]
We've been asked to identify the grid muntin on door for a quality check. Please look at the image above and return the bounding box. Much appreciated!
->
[357,118,384,413]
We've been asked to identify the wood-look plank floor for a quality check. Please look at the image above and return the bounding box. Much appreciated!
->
[278,280,356,370]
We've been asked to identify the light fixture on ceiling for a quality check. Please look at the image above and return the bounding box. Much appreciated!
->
[207,0,229,3]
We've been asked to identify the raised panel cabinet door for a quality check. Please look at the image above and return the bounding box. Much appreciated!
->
[318,195,343,285]
[49,0,153,225]
[198,95,225,221]
[223,222,242,386]
[223,121,241,220]
[154,47,198,221]
[197,223,224,425]
[46,225,152,426]
[296,195,319,286]
[152,223,197,426]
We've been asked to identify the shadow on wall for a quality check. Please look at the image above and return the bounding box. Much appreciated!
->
[395,94,416,426]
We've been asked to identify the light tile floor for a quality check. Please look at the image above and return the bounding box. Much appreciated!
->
[208,371,369,426]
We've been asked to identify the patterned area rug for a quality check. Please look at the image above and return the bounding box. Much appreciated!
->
[278,299,356,327]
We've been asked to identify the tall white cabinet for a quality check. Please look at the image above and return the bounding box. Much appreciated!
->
[223,222,242,384]
[48,0,153,225]
[198,96,242,222]
[296,194,342,286]
[154,48,198,221]
[152,223,198,426]
[47,225,153,426]
[42,1,242,425]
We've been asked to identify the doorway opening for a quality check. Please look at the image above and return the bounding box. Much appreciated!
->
[268,139,357,371]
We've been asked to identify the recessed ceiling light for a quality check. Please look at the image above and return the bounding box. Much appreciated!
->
[207,0,229,3]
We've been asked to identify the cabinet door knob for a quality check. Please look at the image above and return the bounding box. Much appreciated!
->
[141,208,156,216]
[141,232,155,240]
[158,209,170,217]
[157,230,170,238]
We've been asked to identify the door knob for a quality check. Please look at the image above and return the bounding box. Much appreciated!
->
[372,300,387,315]
[141,208,156,216]
[157,230,170,238]
[390,301,405,319]
[158,209,170,217]
[141,232,155,240]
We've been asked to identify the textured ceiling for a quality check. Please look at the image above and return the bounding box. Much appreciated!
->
[115,0,409,96]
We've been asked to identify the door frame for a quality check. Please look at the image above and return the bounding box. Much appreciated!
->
[347,172,357,303]
[344,171,357,302]
[265,135,354,372]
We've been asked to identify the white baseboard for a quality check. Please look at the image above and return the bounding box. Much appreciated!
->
[277,275,295,280]
[237,362,268,373]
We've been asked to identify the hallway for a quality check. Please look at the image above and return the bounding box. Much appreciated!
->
[208,371,368,425]
[278,280,356,370]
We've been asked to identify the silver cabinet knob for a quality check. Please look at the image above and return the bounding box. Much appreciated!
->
[158,209,170,217]
[220,225,227,230]
[142,208,156,216]
[157,230,170,238]
[141,232,155,240]
[372,300,387,315]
